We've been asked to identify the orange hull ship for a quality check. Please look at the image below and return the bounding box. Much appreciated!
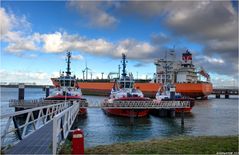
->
[77,82,161,98]
[52,79,212,99]
[175,83,213,99]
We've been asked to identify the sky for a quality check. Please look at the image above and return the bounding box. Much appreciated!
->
[0,1,238,86]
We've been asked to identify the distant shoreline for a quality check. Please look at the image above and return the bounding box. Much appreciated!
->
[0,85,54,88]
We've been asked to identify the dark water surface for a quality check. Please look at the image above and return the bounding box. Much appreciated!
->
[1,87,238,148]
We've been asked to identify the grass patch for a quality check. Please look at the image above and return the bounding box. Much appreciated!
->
[84,136,238,154]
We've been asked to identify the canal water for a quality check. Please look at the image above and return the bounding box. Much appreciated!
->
[0,87,238,148]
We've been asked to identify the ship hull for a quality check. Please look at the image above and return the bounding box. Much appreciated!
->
[51,79,213,99]
[45,95,87,115]
[77,82,212,99]
[103,97,151,117]
[175,83,213,99]
[77,82,160,98]
[103,109,149,117]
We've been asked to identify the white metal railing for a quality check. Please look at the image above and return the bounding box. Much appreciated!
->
[93,100,190,109]
[0,101,72,148]
[9,99,77,108]
[52,102,80,154]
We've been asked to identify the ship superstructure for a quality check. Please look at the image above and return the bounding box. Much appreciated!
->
[155,50,212,98]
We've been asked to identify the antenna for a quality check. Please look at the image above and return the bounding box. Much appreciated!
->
[121,53,127,77]
[65,51,71,76]
[118,64,121,79]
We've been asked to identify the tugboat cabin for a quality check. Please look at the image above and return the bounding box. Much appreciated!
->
[59,76,77,88]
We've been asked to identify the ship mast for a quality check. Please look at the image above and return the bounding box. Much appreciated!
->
[121,53,127,77]
[66,51,71,76]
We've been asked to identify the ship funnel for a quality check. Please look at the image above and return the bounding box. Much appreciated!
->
[182,49,192,66]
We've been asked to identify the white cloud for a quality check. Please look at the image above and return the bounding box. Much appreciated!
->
[40,31,155,59]
[0,7,156,60]
[1,7,37,52]
[0,7,12,35]
[202,56,224,64]
[71,54,83,60]
[0,69,52,85]
[61,53,84,60]
[68,1,118,28]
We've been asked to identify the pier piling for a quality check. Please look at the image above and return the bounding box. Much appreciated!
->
[216,94,220,98]
[18,84,25,100]
[181,109,184,126]
[45,86,50,97]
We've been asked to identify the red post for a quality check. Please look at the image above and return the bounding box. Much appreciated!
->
[72,129,84,154]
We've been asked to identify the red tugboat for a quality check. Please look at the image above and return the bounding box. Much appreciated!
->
[103,54,150,117]
[45,52,87,115]
[155,86,195,113]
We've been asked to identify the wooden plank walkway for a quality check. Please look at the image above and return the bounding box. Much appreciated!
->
[5,121,53,154]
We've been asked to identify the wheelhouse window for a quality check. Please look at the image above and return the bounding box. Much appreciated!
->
[60,79,75,87]
[120,81,133,88]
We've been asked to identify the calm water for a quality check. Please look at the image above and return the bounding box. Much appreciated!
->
[0,87,238,148]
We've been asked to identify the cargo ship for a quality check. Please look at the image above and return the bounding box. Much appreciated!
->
[51,50,212,99]
[154,49,212,99]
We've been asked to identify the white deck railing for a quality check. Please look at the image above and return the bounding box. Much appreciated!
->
[99,100,191,109]
[52,102,80,154]
[0,101,71,148]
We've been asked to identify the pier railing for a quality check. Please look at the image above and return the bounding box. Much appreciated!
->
[100,100,191,109]
[9,99,76,108]
[52,102,80,154]
[9,99,191,109]
[1,101,72,148]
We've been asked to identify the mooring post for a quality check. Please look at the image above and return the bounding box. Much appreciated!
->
[216,94,220,98]
[181,109,184,126]
[170,109,176,118]
[225,90,229,99]
[45,85,50,97]
[18,83,25,100]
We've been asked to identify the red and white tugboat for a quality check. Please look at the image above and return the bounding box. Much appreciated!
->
[45,52,87,115]
[103,54,150,117]
[155,85,195,113]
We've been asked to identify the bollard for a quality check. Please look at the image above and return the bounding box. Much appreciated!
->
[45,86,50,97]
[18,84,25,100]
[72,129,84,154]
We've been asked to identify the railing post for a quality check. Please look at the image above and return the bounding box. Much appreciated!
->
[52,116,58,155]
[12,116,22,140]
